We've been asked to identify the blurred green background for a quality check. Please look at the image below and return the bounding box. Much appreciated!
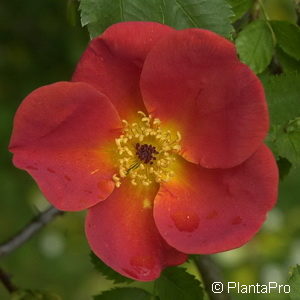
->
[0,0,299,299]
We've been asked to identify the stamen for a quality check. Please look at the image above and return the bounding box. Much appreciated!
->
[112,112,181,187]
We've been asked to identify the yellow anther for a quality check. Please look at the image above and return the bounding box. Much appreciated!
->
[120,168,127,178]
[130,173,137,178]
[131,179,137,186]
[137,111,146,117]
[153,118,161,125]
[141,117,151,123]
[113,174,119,180]
[122,120,128,126]
[112,111,181,188]
[112,174,121,187]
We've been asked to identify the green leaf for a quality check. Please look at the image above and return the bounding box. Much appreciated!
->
[11,290,61,300]
[236,20,274,74]
[154,267,204,300]
[288,265,300,300]
[228,0,253,22]
[264,0,298,24]
[276,47,300,73]
[263,73,300,166]
[267,123,300,167]
[94,288,152,300]
[79,0,234,38]
[275,125,300,166]
[262,72,300,125]
[271,21,300,61]
[90,252,133,284]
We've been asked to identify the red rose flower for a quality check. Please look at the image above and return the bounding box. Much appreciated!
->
[9,22,278,281]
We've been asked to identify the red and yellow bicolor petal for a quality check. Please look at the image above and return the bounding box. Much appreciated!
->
[9,82,121,211]
[141,28,269,168]
[153,145,278,254]
[85,180,187,281]
[72,21,175,120]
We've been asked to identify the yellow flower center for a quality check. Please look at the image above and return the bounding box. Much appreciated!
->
[112,111,181,187]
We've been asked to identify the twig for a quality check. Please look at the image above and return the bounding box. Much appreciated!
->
[0,206,64,258]
[193,255,231,300]
[0,267,18,293]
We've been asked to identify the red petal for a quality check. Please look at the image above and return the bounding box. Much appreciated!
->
[153,145,278,254]
[141,29,269,168]
[72,22,174,120]
[85,180,187,281]
[9,82,121,211]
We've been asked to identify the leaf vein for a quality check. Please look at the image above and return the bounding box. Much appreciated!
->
[175,0,199,28]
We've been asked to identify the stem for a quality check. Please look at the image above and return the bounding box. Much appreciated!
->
[193,255,231,300]
[0,206,64,258]
[257,0,277,45]
[258,0,269,20]
[0,268,18,293]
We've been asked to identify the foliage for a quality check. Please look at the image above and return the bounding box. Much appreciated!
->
[228,0,253,22]
[154,267,204,300]
[271,21,300,60]
[235,20,274,73]
[288,265,300,300]
[91,265,204,300]
[262,73,300,166]
[90,252,133,284]
[94,288,152,300]
[79,0,234,38]
[276,47,300,73]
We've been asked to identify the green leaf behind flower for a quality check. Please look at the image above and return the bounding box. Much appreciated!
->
[236,20,274,74]
[276,47,300,73]
[154,267,204,300]
[228,0,253,22]
[262,72,300,126]
[90,251,134,284]
[79,0,234,38]
[272,125,300,167]
[263,73,300,166]
[264,0,298,23]
[94,287,153,300]
[288,265,300,300]
[271,21,300,61]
